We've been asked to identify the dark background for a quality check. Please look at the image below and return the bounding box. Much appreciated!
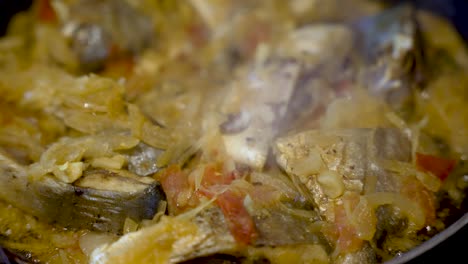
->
[1,0,468,40]
[0,0,467,263]
[0,0,32,36]
[412,224,467,264]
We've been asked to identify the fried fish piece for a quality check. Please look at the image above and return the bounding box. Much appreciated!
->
[90,207,237,264]
[274,128,431,263]
[355,4,424,108]
[0,151,164,234]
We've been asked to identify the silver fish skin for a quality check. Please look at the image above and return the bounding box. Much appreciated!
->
[0,151,164,234]
[221,25,354,169]
[275,128,413,263]
[60,0,153,71]
[355,4,423,107]
[275,128,411,207]
[221,58,301,169]
[90,207,238,264]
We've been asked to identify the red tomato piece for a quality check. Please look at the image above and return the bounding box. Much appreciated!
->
[240,21,271,58]
[186,22,209,48]
[416,153,456,181]
[103,56,135,79]
[201,163,235,188]
[198,163,256,244]
[215,190,257,245]
[38,0,57,23]
[158,165,197,214]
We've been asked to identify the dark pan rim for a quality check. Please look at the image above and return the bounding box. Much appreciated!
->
[3,215,467,263]
[385,212,468,264]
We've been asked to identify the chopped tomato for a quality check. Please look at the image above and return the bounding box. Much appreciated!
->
[186,22,209,48]
[334,204,363,253]
[37,0,57,23]
[157,165,198,214]
[198,163,257,244]
[102,56,135,79]
[240,20,271,58]
[201,163,235,188]
[416,153,456,181]
[214,189,257,245]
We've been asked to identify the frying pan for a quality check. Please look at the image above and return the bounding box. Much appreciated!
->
[0,1,466,263]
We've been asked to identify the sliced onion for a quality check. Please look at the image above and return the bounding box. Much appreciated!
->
[59,249,70,264]
[350,196,376,240]
[91,155,126,170]
[317,170,344,199]
[383,160,441,192]
[79,232,117,257]
[415,170,441,192]
[290,149,324,176]
[189,166,205,191]
[123,217,139,234]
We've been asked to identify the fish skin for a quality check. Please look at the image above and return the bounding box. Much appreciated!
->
[275,128,412,218]
[275,128,416,263]
[355,4,424,107]
[90,207,238,264]
[62,0,153,71]
[275,128,411,200]
[251,207,324,247]
[221,59,301,169]
[0,152,164,234]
